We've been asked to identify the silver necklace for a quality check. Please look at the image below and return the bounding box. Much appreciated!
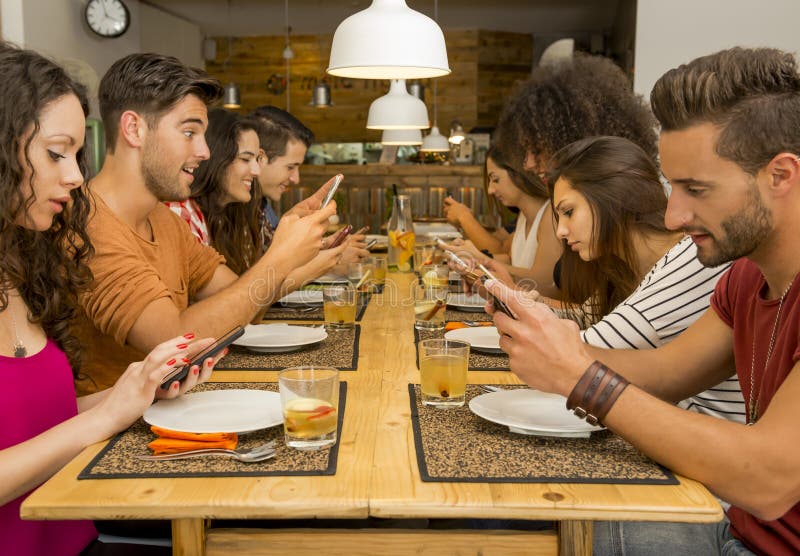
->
[10,313,26,358]
[747,278,794,424]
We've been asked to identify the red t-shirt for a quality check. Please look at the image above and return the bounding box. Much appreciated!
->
[711,259,800,555]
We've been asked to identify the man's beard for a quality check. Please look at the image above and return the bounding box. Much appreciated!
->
[141,139,187,203]
[692,180,772,267]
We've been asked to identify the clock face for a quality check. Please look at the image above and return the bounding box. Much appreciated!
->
[85,0,130,38]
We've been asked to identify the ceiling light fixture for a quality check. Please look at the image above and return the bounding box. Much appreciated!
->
[449,121,465,145]
[282,0,293,111]
[367,79,429,130]
[381,129,423,145]
[327,0,450,80]
[222,1,240,109]
[421,0,450,153]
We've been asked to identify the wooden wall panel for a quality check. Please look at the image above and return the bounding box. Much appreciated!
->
[206,30,531,142]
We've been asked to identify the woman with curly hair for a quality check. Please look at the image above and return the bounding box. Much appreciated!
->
[0,43,219,555]
[444,53,658,296]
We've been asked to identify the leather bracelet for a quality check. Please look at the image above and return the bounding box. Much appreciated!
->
[566,360,629,427]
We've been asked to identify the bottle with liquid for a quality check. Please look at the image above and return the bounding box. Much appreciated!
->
[387,194,415,272]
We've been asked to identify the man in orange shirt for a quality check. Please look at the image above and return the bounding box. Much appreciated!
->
[78,53,337,391]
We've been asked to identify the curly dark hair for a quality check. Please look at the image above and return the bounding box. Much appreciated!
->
[0,42,93,375]
[651,47,800,174]
[494,53,658,173]
[549,136,669,322]
[191,108,263,274]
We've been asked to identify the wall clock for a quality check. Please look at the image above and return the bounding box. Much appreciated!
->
[84,0,130,39]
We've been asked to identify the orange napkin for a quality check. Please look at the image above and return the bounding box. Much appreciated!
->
[147,426,238,455]
[445,321,493,331]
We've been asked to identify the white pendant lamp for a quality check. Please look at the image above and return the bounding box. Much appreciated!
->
[381,129,423,145]
[421,126,450,152]
[367,79,429,130]
[327,0,450,80]
[448,121,466,145]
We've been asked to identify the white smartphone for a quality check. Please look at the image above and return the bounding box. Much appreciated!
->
[320,174,344,209]
[436,239,471,271]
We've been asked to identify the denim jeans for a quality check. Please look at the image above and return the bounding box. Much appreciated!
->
[593,516,756,556]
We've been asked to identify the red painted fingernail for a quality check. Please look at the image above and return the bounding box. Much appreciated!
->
[193,368,199,375]
[173,382,179,389]
[176,343,188,349]
[223,348,229,356]
[182,357,190,363]
[183,333,195,339]
[166,358,176,366]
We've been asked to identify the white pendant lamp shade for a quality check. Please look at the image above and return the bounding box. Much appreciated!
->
[367,80,429,130]
[420,126,450,152]
[381,128,423,145]
[328,0,450,80]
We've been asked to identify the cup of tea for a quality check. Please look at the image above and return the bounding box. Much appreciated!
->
[323,284,356,330]
[418,339,470,407]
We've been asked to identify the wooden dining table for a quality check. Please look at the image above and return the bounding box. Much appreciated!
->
[21,273,722,556]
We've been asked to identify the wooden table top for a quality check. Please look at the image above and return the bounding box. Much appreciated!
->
[21,273,722,526]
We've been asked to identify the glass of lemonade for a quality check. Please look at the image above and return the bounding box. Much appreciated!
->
[366,256,387,286]
[418,339,470,407]
[279,366,339,450]
[323,284,356,330]
[414,285,448,330]
[413,243,436,271]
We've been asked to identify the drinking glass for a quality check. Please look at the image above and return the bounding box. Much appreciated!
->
[323,284,356,330]
[414,285,448,330]
[279,366,339,450]
[418,339,470,407]
[366,256,387,286]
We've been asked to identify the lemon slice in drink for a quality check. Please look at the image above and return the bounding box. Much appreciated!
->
[414,301,436,315]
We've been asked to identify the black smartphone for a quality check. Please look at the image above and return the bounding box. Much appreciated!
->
[159,326,245,389]
[328,224,353,249]
[476,263,517,319]
[320,174,344,209]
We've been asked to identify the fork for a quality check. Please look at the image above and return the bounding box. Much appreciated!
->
[462,320,492,327]
[136,441,277,463]
[478,384,502,394]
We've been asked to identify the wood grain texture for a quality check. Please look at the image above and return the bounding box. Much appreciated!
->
[21,272,722,556]
[206,528,558,556]
[204,30,532,142]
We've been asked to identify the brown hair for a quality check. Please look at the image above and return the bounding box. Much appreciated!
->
[250,105,314,160]
[494,53,657,174]
[0,42,93,375]
[651,47,800,174]
[191,108,262,275]
[549,136,669,322]
[98,53,223,153]
[486,145,548,200]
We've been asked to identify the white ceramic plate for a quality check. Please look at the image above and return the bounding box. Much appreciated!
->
[234,323,328,353]
[311,272,349,284]
[444,326,502,354]
[447,292,487,312]
[277,290,324,306]
[413,222,462,240]
[144,389,283,433]
[469,389,602,438]
[365,234,388,246]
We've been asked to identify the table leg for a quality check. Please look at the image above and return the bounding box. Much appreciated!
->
[559,520,592,556]
[172,518,206,556]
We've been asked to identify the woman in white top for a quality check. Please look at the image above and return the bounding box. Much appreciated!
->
[550,136,744,421]
[443,148,562,296]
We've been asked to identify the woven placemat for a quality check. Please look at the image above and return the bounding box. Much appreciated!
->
[265,292,373,322]
[409,384,676,485]
[216,325,361,371]
[414,327,509,371]
[445,308,489,323]
[78,382,347,479]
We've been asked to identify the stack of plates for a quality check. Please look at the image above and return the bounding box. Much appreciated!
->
[447,293,487,312]
[469,389,602,438]
[233,323,327,353]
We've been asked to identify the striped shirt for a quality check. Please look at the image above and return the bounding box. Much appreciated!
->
[581,236,745,422]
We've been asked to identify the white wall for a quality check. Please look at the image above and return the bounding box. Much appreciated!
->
[140,2,203,69]
[635,0,800,99]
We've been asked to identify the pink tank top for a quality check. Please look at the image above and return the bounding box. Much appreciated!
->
[0,339,97,555]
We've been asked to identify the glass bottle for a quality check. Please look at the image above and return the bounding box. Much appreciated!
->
[387,194,415,272]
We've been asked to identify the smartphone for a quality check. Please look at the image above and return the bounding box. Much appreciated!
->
[365,238,378,250]
[435,239,471,271]
[320,174,344,209]
[476,263,517,319]
[328,224,353,249]
[159,326,245,389]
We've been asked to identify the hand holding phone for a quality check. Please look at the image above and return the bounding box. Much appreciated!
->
[160,326,244,389]
[477,263,517,319]
[327,224,353,249]
[320,174,343,209]
[365,238,378,250]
